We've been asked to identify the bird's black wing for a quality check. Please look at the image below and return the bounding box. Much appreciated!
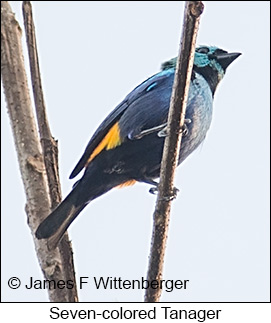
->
[69,99,128,178]
[118,69,175,140]
[69,69,175,179]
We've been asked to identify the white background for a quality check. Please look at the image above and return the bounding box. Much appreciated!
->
[1,1,270,303]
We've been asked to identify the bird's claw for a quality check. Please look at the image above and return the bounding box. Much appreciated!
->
[149,186,158,195]
[158,119,191,138]
[160,187,179,201]
[180,118,191,136]
[149,186,179,200]
[134,123,167,140]
[157,126,168,138]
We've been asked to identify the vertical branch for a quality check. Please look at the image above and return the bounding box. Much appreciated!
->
[22,1,60,208]
[1,1,77,302]
[145,1,204,302]
[22,1,78,302]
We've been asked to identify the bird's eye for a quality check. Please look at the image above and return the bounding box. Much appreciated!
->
[196,47,209,54]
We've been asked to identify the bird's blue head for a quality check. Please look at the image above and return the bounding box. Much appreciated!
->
[161,46,241,95]
[193,46,241,94]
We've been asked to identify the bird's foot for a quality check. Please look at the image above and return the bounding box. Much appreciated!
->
[149,186,158,194]
[157,118,191,138]
[179,118,191,136]
[160,187,179,201]
[149,185,179,200]
[134,123,167,140]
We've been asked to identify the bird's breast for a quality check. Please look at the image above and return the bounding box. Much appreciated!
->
[178,74,213,164]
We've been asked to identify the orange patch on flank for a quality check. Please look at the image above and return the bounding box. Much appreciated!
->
[87,122,122,164]
[117,180,137,188]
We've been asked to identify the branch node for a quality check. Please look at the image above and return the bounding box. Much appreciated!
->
[44,259,62,278]
[26,154,45,173]
[189,1,204,18]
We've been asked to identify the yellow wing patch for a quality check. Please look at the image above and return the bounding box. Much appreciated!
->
[87,122,122,164]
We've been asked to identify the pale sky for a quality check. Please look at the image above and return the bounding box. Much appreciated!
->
[1,1,270,302]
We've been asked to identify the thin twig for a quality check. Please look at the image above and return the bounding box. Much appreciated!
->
[22,1,78,302]
[144,1,204,302]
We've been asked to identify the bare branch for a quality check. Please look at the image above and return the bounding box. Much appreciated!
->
[22,1,59,205]
[1,1,77,302]
[145,1,204,302]
[22,1,78,302]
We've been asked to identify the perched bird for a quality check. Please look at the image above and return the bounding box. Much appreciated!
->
[36,46,241,249]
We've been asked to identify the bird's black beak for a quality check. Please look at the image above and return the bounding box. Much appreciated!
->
[215,52,242,71]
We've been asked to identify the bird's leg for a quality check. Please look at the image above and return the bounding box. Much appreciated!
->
[159,187,179,201]
[146,178,180,200]
[143,179,159,195]
[134,123,167,140]
[149,186,158,195]
[157,118,191,138]
[138,177,159,194]
[179,118,191,136]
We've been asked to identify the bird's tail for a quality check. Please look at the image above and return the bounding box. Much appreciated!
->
[35,188,87,250]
